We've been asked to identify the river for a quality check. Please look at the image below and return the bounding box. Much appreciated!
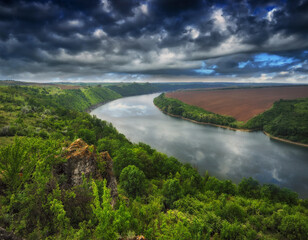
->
[91,93,308,198]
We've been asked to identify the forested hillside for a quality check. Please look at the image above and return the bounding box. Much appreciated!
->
[0,85,307,240]
[245,99,308,144]
[106,83,159,97]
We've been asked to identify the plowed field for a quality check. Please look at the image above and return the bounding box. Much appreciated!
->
[166,86,308,122]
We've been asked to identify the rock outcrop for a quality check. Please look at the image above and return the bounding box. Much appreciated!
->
[99,151,118,207]
[61,138,98,186]
[55,138,118,206]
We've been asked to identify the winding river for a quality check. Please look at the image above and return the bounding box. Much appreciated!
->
[91,93,308,198]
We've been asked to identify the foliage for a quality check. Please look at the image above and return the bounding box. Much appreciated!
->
[120,165,146,198]
[154,93,238,127]
[162,178,183,208]
[91,179,132,239]
[205,177,237,196]
[77,129,96,145]
[0,137,35,191]
[238,177,261,198]
[278,213,308,240]
[107,83,158,97]
[91,179,117,240]
[244,98,308,144]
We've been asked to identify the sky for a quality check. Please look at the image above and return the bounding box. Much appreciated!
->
[0,0,308,83]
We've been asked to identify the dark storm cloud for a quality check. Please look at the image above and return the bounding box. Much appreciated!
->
[109,0,141,16]
[0,0,307,82]
[150,0,205,16]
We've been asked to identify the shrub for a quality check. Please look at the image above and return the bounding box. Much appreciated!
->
[162,178,183,208]
[120,165,146,198]
[220,220,245,240]
[77,129,96,145]
[238,177,261,198]
[220,202,246,223]
[279,213,308,240]
[261,184,298,204]
[0,138,34,190]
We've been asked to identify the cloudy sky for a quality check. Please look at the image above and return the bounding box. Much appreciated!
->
[0,0,308,82]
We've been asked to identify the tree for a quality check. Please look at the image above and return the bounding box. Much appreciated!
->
[238,177,261,198]
[279,213,308,240]
[120,165,146,198]
[162,178,183,208]
[77,129,96,145]
[91,179,117,240]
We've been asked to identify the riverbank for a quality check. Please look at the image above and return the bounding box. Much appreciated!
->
[263,131,308,148]
[85,99,118,113]
[156,106,308,148]
[157,107,254,132]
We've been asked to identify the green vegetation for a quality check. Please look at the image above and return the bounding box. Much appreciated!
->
[154,93,308,144]
[120,165,146,198]
[245,98,308,144]
[154,93,241,127]
[107,82,159,97]
[0,85,307,239]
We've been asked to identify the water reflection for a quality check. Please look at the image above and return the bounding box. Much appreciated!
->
[91,93,308,198]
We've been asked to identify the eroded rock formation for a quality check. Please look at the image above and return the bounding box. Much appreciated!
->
[61,138,98,186]
[55,138,118,206]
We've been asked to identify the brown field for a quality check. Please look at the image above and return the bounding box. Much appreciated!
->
[54,84,81,89]
[166,86,308,122]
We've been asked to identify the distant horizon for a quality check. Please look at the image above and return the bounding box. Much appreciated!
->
[1,79,307,85]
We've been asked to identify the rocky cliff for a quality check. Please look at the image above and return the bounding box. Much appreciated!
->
[55,138,118,206]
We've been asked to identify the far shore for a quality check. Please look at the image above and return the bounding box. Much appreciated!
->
[156,106,308,148]
[157,107,254,132]
[263,131,308,148]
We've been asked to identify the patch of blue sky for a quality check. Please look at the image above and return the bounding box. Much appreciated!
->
[266,6,276,11]
[238,61,251,68]
[252,7,262,15]
[288,63,303,70]
[194,62,216,75]
[254,53,297,67]
[194,69,215,74]
[213,3,227,9]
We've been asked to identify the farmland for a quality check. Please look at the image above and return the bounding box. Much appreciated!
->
[166,86,308,121]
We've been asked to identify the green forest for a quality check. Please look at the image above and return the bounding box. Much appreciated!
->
[0,84,308,239]
[245,99,308,144]
[153,93,239,127]
[154,93,308,144]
